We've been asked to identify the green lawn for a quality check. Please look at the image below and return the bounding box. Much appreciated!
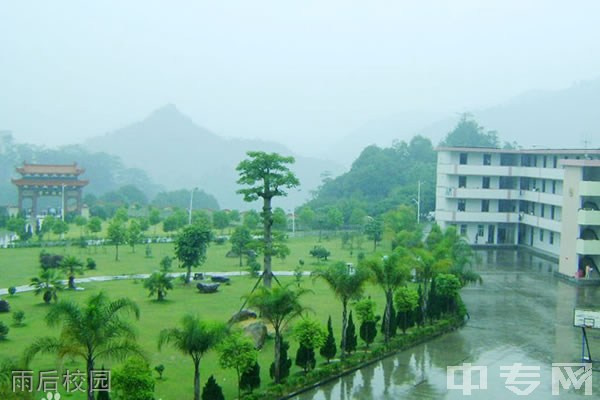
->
[0,233,389,400]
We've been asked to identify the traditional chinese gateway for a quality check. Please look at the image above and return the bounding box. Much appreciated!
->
[12,163,88,218]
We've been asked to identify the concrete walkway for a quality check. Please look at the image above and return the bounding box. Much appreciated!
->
[0,270,308,296]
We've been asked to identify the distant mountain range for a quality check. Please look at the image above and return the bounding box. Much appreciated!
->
[84,105,343,210]
[324,77,600,166]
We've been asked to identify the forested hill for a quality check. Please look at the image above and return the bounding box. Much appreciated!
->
[0,133,161,206]
[301,117,503,225]
[303,135,437,222]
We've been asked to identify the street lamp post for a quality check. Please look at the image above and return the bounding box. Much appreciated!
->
[61,184,66,222]
[188,187,198,225]
[412,180,422,224]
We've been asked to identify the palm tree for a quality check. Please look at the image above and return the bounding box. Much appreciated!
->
[312,262,368,358]
[143,271,174,301]
[30,268,65,304]
[362,252,412,344]
[246,284,310,383]
[60,255,84,289]
[158,314,227,400]
[23,292,142,400]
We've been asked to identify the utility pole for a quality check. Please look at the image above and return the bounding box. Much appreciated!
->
[188,187,198,225]
[412,180,422,224]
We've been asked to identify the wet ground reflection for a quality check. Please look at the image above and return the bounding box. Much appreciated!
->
[295,249,600,399]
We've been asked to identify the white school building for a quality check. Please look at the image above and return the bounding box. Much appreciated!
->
[435,147,600,280]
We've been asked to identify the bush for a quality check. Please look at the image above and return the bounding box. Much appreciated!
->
[12,310,25,327]
[201,375,224,400]
[0,322,9,340]
[0,299,10,313]
[8,287,16,296]
[86,258,97,270]
[112,357,155,400]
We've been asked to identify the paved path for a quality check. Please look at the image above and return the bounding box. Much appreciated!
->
[0,270,308,295]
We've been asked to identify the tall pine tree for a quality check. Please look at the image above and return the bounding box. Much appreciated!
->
[344,311,357,354]
[320,316,337,363]
[295,343,316,373]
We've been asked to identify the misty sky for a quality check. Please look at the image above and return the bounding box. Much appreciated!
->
[2,0,600,155]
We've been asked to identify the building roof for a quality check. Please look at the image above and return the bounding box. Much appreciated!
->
[11,179,89,187]
[16,163,85,175]
[560,159,600,167]
[435,146,600,155]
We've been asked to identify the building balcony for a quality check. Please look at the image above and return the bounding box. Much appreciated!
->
[578,209,600,226]
[436,210,519,223]
[576,239,600,255]
[519,214,562,232]
[518,190,563,206]
[437,164,564,180]
[579,181,600,196]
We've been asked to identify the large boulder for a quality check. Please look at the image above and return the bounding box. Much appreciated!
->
[197,282,220,294]
[244,322,268,349]
[211,275,230,284]
[0,299,10,313]
[229,309,258,324]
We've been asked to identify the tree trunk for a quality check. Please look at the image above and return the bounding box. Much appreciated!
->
[115,244,119,261]
[86,357,94,400]
[384,291,393,344]
[68,275,75,289]
[263,197,273,288]
[273,331,281,383]
[194,359,200,400]
[186,266,192,284]
[341,300,348,359]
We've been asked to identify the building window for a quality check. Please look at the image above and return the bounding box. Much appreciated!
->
[483,153,491,165]
[460,224,467,236]
[477,225,484,237]
[459,153,468,165]
[482,176,490,189]
[541,204,545,218]
[551,205,555,220]
[458,199,466,212]
[540,229,544,242]
[550,232,554,245]
[458,176,467,188]
[481,200,489,212]
[533,156,537,167]
[553,156,558,168]
[552,180,556,194]
[543,156,547,168]
[542,180,546,192]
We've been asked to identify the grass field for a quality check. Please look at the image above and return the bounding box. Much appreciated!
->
[0,233,388,400]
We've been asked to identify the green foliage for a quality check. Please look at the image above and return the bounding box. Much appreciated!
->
[174,223,212,284]
[395,286,419,333]
[0,322,8,340]
[354,297,377,324]
[162,209,187,232]
[359,320,377,348]
[23,292,142,400]
[30,268,65,304]
[144,271,174,301]
[12,310,25,327]
[86,257,97,270]
[0,299,9,313]
[212,210,230,231]
[154,364,165,379]
[320,316,337,362]
[87,216,102,235]
[243,210,261,230]
[60,255,84,289]
[295,343,316,373]
[107,218,127,261]
[364,217,383,250]
[240,361,261,394]
[237,151,300,288]
[293,318,326,350]
[441,114,499,148]
[127,219,143,253]
[159,315,227,400]
[39,250,63,269]
[309,245,330,261]
[269,341,292,382]
[201,375,224,400]
[159,256,173,272]
[8,287,16,296]
[112,357,155,400]
[344,311,357,354]
[218,332,258,398]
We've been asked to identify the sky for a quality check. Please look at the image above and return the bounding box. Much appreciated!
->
[2,0,600,155]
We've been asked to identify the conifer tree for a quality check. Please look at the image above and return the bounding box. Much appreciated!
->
[320,316,337,362]
[295,343,316,373]
[270,341,292,382]
[201,375,224,400]
[344,311,357,354]
[240,361,261,394]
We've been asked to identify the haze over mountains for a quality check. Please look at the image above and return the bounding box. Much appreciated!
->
[84,105,343,210]
[326,78,600,165]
